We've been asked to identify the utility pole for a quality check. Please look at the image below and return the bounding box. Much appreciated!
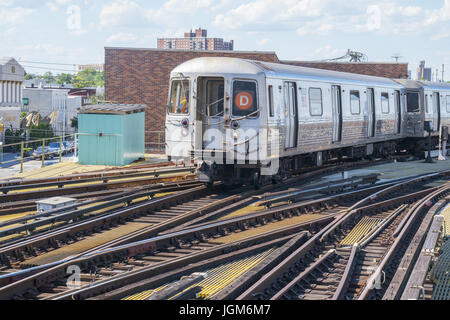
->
[443,64,445,82]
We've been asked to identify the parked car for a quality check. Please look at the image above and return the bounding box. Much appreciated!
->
[32,146,57,160]
[48,141,73,155]
[23,147,33,158]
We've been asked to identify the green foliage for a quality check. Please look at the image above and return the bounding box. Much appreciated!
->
[4,127,25,152]
[20,112,27,119]
[24,73,34,80]
[29,123,54,148]
[42,71,55,84]
[70,117,78,130]
[72,68,104,88]
[89,95,104,105]
[56,73,74,85]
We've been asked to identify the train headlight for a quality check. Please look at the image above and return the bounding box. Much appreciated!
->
[181,118,189,128]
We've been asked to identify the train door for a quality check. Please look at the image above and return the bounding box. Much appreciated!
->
[367,88,376,137]
[395,90,402,134]
[284,82,298,149]
[199,77,225,151]
[331,85,343,143]
[433,92,441,132]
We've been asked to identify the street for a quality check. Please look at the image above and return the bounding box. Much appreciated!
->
[0,152,76,179]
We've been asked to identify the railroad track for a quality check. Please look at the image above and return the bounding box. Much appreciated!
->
[1,170,444,300]
[0,159,397,278]
[0,183,238,272]
[0,166,196,202]
[232,172,450,301]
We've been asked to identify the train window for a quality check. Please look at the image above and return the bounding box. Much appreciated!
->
[406,92,420,113]
[168,79,190,114]
[350,91,361,115]
[425,95,429,113]
[268,85,274,117]
[447,96,450,113]
[233,80,258,117]
[381,92,390,114]
[309,88,323,116]
[206,80,224,117]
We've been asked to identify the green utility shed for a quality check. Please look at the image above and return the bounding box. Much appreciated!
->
[78,104,146,166]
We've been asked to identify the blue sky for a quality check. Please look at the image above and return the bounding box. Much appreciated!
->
[1,0,449,80]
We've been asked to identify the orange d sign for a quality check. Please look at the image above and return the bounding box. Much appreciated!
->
[235,92,253,110]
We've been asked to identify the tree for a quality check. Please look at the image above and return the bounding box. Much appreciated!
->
[29,123,54,148]
[4,127,25,152]
[70,117,78,131]
[72,68,104,88]
[24,73,34,80]
[56,73,74,85]
[42,71,55,84]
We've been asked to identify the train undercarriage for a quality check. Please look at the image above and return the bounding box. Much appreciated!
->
[196,136,447,189]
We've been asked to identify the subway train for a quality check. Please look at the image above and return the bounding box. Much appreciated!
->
[165,57,450,186]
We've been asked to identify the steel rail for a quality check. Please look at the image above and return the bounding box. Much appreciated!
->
[0,184,216,267]
[383,197,448,300]
[332,244,359,300]
[358,184,450,300]
[60,233,311,301]
[318,171,449,243]
[236,174,448,300]
[0,213,335,299]
[399,215,445,300]
[0,180,201,231]
[270,249,336,300]
[0,162,178,186]
[0,184,206,239]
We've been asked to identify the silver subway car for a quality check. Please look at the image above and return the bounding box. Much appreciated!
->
[165,57,450,186]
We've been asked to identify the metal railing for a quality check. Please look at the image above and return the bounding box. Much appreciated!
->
[0,134,77,173]
[1,130,166,172]
[145,131,165,154]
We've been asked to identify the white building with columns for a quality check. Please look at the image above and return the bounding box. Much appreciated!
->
[0,57,24,133]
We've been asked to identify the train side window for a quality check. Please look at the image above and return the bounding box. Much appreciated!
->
[268,85,274,117]
[350,90,361,115]
[406,92,420,113]
[168,79,190,114]
[206,80,224,117]
[381,92,390,114]
[425,95,429,113]
[447,96,450,113]
[309,88,323,116]
[232,80,258,117]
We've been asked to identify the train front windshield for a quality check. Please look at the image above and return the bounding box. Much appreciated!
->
[168,79,190,114]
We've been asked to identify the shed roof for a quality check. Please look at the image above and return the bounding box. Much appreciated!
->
[78,104,147,115]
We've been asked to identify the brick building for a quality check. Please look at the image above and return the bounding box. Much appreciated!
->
[157,28,234,51]
[105,47,409,148]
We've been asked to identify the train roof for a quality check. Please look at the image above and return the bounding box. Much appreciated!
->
[172,57,404,88]
[394,79,450,91]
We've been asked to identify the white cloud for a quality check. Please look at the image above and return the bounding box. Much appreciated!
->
[106,32,138,44]
[257,38,270,46]
[0,6,35,25]
[99,0,216,29]
[99,0,147,29]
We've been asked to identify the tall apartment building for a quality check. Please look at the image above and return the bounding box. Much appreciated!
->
[157,28,234,51]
